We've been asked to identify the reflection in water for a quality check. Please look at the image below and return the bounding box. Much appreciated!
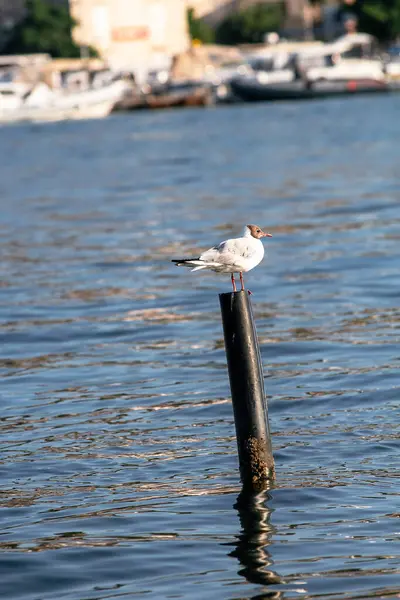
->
[229,487,282,597]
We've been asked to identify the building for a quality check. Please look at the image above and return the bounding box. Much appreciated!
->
[69,0,190,75]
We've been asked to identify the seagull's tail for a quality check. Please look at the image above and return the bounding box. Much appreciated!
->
[171,259,209,272]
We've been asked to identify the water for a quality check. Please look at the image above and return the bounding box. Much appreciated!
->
[0,96,399,600]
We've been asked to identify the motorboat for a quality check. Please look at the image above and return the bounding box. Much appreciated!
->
[299,33,386,83]
[230,76,389,102]
[231,33,396,102]
[0,57,128,124]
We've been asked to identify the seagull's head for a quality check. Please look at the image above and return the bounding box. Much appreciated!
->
[246,224,273,240]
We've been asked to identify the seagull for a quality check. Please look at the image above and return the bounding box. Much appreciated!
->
[171,224,272,292]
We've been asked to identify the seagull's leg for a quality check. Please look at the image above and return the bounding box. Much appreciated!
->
[240,272,253,295]
[231,273,237,292]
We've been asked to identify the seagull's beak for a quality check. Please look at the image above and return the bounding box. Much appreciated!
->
[263,232,273,238]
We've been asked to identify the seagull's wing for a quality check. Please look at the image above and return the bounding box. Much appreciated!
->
[200,238,256,266]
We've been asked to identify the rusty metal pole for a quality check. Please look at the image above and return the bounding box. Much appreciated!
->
[219,290,274,488]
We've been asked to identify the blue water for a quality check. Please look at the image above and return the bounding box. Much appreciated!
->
[0,95,399,600]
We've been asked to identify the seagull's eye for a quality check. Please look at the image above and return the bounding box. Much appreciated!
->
[256,229,260,233]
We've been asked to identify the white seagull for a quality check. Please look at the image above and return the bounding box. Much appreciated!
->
[172,224,272,292]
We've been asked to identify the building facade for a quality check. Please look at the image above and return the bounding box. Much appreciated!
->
[69,0,190,74]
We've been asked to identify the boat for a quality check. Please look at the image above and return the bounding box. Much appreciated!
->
[145,85,213,109]
[0,80,128,124]
[0,56,128,124]
[113,81,213,111]
[230,76,390,102]
[232,33,397,103]
[384,44,400,82]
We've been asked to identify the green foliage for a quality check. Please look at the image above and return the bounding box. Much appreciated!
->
[2,0,99,58]
[187,8,215,44]
[215,3,284,45]
[347,0,400,41]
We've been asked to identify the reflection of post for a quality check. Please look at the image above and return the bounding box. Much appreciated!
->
[229,488,282,591]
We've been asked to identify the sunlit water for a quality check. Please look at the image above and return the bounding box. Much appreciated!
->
[0,96,399,600]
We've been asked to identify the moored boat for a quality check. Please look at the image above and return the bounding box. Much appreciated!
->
[230,76,390,102]
[0,56,128,125]
[113,82,213,111]
[232,33,397,103]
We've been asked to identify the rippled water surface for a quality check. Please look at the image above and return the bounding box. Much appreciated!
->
[1,96,399,600]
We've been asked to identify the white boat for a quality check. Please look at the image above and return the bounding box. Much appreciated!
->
[243,33,387,86]
[0,78,127,124]
[0,58,128,124]
[231,33,399,103]
[300,34,386,83]
[384,45,400,80]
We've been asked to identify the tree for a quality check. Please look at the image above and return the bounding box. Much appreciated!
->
[215,3,284,45]
[2,0,98,58]
[307,0,400,42]
[339,0,400,42]
[187,7,215,44]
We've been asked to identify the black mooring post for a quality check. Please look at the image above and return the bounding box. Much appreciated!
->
[219,290,274,487]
